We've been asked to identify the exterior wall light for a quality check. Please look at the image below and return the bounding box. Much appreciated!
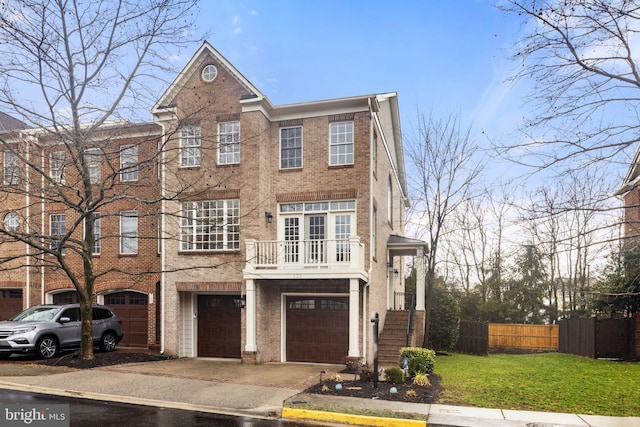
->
[265,212,273,223]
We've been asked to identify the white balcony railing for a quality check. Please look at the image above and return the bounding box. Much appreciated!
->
[245,237,364,272]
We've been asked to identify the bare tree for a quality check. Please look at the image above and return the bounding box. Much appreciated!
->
[499,0,640,169]
[0,0,199,359]
[406,112,484,346]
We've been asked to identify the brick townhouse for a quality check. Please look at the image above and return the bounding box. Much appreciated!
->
[0,120,162,348]
[0,41,427,365]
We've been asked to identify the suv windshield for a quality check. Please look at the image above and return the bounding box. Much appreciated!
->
[11,306,61,322]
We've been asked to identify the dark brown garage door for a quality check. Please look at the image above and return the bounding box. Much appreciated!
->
[286,296,349,363]
[197,295,241,358]
[0,289,23,320]
[104,292,148,347]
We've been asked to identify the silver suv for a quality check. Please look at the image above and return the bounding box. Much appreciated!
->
[0,303,124,359]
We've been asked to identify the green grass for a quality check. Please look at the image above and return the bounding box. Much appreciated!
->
[435,352,640,417]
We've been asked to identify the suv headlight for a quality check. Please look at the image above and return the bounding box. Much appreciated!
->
[10,326,37,336]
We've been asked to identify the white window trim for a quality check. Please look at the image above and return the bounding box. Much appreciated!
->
[85,148,101,184]
[277,200,356,241]
[180,126,201,167]
[180,199,240,252]
[217,121,240,165]
[329,121,354,166]
[279,126,303,170]
[120,210,138,255]
[50,150,66,184]
[3,150,19,185]
[120,145,138,182]
[50,213,66,255]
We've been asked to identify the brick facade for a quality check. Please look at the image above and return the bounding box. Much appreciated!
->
[0,41,418,364]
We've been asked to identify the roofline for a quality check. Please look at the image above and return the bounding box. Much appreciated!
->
[151,41,266,115]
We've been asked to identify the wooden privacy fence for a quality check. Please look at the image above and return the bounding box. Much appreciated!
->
[489,323,558,352]
[559,317,638,360]
[457,321,488,355]
[457,321,559,355]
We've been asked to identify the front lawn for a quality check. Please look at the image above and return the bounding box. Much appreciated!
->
[436,352,640,417]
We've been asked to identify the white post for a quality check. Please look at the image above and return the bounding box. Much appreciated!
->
[416,247,426,311]
[349,278,360,357]
[245,279,257,352]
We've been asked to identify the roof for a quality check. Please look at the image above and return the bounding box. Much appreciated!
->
[387,234,428,256]
[0,111,28,131]
[617,146,640,197]
[151,41,266,115]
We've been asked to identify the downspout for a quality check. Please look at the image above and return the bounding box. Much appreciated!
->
[157,120,168,355]
[40,146,45,304]
[24,134,30,307]
[363,98,377,365]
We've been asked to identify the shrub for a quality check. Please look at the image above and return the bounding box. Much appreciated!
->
[405,389,417,398]
[384,366,405,384]
[399,347,436,376]
[413,373,431,387]
[428,290,460,350]
[329,373,343,382]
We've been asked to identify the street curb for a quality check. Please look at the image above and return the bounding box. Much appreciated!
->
[281,406,427,426]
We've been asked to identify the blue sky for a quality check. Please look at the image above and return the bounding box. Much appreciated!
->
[190,0,525,150]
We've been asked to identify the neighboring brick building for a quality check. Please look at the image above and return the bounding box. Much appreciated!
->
[0,121,162,347]
[0,42,426,364]
[619,152,640,241]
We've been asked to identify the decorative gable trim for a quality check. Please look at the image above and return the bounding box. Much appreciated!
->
[151,41,265,115]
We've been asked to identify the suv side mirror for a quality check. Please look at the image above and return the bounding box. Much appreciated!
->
[59,317,71,324]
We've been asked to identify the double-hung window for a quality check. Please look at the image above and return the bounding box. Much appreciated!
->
[50,214,66,254]
[50,151,66,184]
[218,121,240,164]
[120,210,138,254]
[85,148,101,184]
[329,121,354,166]
[3,150,19,185]
[280,127,302,169]
[92,213,101,255]
[180,199,240,251]
[180,126,201,167]
[120,145,138,181]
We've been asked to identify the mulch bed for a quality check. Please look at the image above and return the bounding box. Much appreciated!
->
[304,372,442,404]
[33,350,167,369]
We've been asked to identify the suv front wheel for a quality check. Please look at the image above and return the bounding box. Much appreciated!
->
[36,336,59,359]
[100,331,117,352]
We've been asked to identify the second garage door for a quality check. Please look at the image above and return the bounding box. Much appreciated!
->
[0,289,23,320]
[104,292,149,347]
[286,296,349,364]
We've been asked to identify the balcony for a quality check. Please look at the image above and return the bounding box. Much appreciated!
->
[243,237,367,280]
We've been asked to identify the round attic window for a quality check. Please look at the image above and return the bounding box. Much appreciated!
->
[4,212,19,231]
[202,64,218,82]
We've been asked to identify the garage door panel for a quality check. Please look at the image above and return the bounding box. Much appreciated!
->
[286,296,348,364]
[197,295,241,358]
[104,292,149,348]
[0,290,23,320]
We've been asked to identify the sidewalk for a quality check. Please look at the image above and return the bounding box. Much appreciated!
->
[0,358,638,426]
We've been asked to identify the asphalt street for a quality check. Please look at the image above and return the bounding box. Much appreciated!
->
[0,388,313,427]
